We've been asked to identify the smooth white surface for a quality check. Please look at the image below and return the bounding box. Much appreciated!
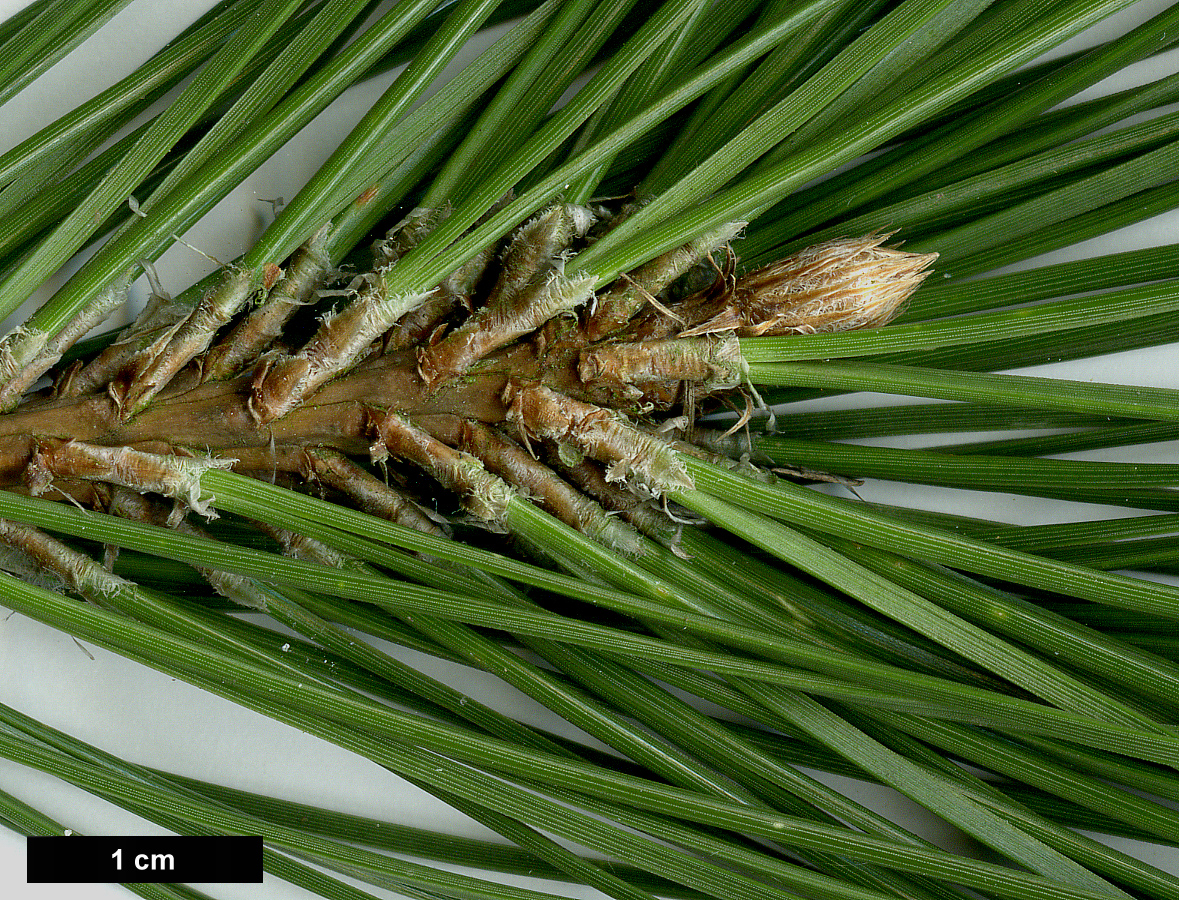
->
[0,1,1178,898]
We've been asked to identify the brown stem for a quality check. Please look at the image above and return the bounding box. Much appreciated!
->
[0,319,600,489]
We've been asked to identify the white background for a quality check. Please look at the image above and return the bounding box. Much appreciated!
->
[1,0,1179,898]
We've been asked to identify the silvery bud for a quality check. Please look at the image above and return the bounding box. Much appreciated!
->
[685,233,936,337]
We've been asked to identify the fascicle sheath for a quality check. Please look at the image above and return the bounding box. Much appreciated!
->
[252,279,432,424]
[204,225,332,380]
[419,271,596,386]
[243,209,457,418]
[307,448,445,537]
[452,418,645,557]
[385,196,514,352]
[416,204,596,386]
[26,441,234,518]
[487,204,595,309]
[107,487,268,609]
[0,326,47,386]
[258,521,361,570]
[117,266,257,416]
[583,222,743,342]
[550,455,678,545]
[504,382,693,497]
[374,206,451,265]
[66,286,191,399]
[0,518,130,599]
[0,275,132,410]
[580,334,745,395]
[368,410,515,524]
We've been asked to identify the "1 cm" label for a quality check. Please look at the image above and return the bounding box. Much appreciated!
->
[112,847,175,872]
